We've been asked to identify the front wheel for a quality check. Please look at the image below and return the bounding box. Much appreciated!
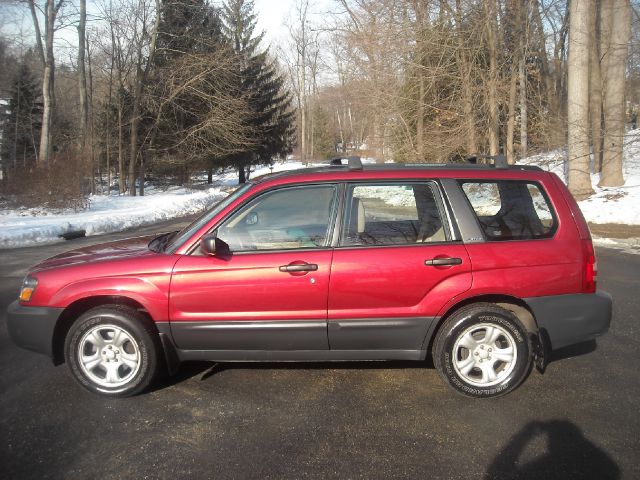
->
[434,303,533,398]
[64,305,160,397]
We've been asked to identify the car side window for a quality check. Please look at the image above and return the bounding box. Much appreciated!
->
[215,185,337,252]
[460,180,557,240]
[341,183,446,246]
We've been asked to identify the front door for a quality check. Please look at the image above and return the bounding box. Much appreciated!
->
[327,182,472,352]
[170,184,338,351]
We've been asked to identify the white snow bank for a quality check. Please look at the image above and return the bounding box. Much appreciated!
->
[521,129,640,226]
[0,186,227,249]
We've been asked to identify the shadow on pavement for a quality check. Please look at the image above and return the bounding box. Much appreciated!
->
[196,360,428,382]
[485,420,620,480]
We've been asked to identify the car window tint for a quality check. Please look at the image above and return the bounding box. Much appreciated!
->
[341,183,445,246]
[216,185,336,252]
[460,180,557,240]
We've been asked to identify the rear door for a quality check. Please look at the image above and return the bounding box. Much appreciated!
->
[327,181,472,353]
[170,184,338,351]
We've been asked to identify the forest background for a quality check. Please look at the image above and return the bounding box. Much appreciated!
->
[0,0,638,208]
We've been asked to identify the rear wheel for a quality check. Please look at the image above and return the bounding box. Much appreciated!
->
[434,303,532,398]
[64,305,159,397]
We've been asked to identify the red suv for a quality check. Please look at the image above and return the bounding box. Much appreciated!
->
[7,158,611,398]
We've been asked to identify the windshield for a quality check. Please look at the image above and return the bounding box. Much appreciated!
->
[165,183,253,253]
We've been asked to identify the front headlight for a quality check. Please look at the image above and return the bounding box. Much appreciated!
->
[19,276,38,302]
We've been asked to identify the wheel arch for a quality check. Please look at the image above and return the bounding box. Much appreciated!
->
[425,294,538,355]
[52,295,157,366]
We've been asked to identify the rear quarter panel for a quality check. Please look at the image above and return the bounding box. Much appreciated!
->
[438,171,583,316]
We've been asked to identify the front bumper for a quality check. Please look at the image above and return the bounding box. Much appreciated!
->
[6,300,64,359]
[525,291,612,351]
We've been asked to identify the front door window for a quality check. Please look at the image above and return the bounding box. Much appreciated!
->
[217,185,337,252]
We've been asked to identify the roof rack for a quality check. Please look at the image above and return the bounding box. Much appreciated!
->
[330,155,363,171]
[465,154,509,168]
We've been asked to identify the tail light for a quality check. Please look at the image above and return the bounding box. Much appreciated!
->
[582,239,597,293]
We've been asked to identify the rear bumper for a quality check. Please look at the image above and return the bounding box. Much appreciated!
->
[6,301,64,359]
[525,291,612,351]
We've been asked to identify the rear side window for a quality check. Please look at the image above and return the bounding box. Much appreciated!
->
[459,180,556,241]
[341,183,446,246]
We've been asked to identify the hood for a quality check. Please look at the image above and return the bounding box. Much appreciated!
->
[32,235,158,272]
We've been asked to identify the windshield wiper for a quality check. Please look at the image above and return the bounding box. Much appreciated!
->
[148,231,178,252]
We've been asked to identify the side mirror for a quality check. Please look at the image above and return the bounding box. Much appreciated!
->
[200,234,231,257]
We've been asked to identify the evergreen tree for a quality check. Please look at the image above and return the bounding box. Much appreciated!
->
[155,0,222,66]
[0,58,42,181]
[221,0,295,183]
[148,0,227,177]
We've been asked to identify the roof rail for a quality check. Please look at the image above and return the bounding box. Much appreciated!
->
[330,155,363,171]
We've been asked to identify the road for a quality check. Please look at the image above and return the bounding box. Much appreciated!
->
[1,220,638,479]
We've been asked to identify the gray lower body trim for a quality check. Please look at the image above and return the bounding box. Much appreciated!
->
[6,301,64,359]
[170,320,328,350]
[328,317,437,351]
[524,291,612,350]
[176,349,424,362]
[165,317,436,364]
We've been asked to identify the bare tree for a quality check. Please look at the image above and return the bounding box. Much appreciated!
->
[567,0,594,199]
[27,0,65,166]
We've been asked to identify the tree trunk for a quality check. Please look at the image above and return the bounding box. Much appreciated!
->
[567,0,594,199]
[128,0,161,196]
[519,55,528,157]
[117,99,125,194]
[417,73,424,161]
[139,149,145,196]
[532,0,558,117]
[454,0,477,155]
[506,69,518,164]
[484,0,499,156]
[589,1,603,172]
[78,0,88,152]
[599,0,630,187]
[30,0,60,167]
[128,68,142,196]
[238,164,246,184]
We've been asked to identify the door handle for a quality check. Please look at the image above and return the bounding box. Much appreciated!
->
[279,263,319,272]
[424,257,462,266]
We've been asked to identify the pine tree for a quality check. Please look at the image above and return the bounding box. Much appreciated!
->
[1,58,42,181]
[221,0,295,183]
[148,0,229,178]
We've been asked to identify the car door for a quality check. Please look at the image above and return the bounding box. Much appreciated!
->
[327,181,472,353]
[170,184,338,351]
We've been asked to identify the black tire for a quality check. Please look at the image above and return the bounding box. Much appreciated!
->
[433,303,533,398]
[64,305,160,397]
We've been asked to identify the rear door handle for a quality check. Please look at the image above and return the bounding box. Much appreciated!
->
[424,257,462,266]
[279,263,318,272]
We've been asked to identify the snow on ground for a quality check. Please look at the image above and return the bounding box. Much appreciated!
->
[521,129,640,226]
[0,186,227,249]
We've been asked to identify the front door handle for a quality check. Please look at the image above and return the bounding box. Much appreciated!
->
[279,263,318,272]
[424,257,462,266]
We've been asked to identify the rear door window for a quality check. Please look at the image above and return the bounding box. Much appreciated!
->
[459,180,556,241]
[341,183,447,246]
